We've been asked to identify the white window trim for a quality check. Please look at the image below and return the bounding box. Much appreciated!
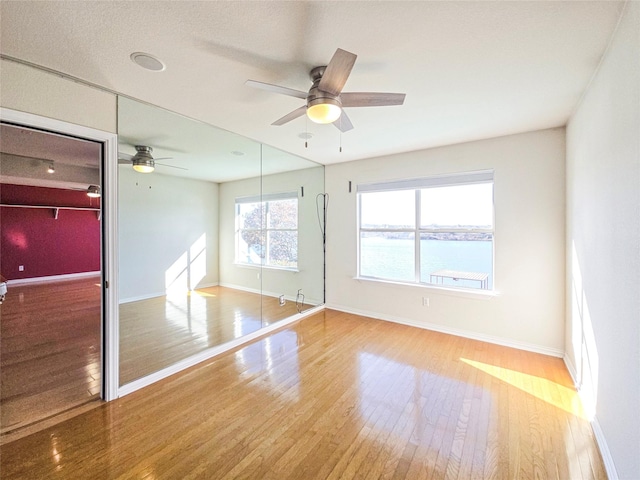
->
[353,275,499,299]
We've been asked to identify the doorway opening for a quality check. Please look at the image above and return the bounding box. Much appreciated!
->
[0,121,106,442]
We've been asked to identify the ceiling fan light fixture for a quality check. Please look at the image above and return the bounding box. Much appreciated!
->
[132,158,155,173]
[87,185,101,198]
[47,161,55,174]
[307,98,342,124]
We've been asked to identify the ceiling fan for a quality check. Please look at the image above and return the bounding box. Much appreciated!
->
[67,184,101,197]
[246,48,406,132]
[118,145,187,174]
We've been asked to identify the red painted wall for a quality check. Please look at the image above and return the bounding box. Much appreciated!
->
[1,184,101,280]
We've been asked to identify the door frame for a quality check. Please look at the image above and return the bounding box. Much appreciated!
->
[0,107,119,401]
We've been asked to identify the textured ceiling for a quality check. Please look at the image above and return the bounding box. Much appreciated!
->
[0,1,625,166]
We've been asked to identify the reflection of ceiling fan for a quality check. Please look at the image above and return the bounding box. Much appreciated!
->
[118,145,187,174]
[67,184,101,197]
[246,48,406,132]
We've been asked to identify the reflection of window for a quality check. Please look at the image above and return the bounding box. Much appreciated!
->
[358,171,494,290]
[236,192,298,269]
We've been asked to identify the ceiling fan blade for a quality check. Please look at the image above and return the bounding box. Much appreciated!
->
[340,92,406,107]
[272,106,307,126]
[118,159,132,165]
[118,152,133,161]
[318,48,357,96]
[156,162,188,171]
[245,80,307,99]
[333,111,354,133]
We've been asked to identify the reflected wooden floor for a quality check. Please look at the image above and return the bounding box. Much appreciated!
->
[0,277,102,440]
[1,310,606,479]
[0,279,309,442]
[120,286,314,385]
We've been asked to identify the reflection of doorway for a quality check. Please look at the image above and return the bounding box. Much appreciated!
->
[0,123,103,441]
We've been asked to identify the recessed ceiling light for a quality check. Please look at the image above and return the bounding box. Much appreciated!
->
[298,132,313,140]
[130,52,166,72]
[231,151,245,156]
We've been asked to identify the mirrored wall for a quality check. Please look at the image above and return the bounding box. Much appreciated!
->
[117,97,324,386]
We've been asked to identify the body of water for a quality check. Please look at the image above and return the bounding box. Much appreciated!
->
[360,237,493,290]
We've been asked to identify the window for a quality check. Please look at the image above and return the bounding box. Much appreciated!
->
[236,192,298,269]
[358,171,494,290]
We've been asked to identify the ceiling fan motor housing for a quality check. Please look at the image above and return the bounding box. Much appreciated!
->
[307,67,342,108]
[134,145,154,158]
[306,68,342,123]
[132,145,155,171]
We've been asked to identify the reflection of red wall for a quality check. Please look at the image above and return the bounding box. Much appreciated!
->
[1,184,100,280]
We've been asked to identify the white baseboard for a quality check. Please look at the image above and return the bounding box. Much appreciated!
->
[590,417,618,479]
[118,304,325,397]
[326,303,564,358]
[120,283,322,307]
[220,282,322,306]
[119,282,220,304]
[119,291,166,304]
[563,355,618,479]
[219,282,261,296]
[563,353,579,387]
[7,271,100,286]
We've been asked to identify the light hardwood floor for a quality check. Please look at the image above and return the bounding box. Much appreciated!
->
[120,285,314,385]
[0,278,313,440]
[0,277,102,437]
[0,309,606,479]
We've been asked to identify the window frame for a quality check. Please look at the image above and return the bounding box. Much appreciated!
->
[357,171,494,291]
[235,192,299,270]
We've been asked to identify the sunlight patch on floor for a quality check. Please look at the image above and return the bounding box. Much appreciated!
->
[460,358,587,419]
[188,290,216,298]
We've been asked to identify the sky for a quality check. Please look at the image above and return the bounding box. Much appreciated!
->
[360,183,493,228]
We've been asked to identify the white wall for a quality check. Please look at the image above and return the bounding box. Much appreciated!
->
[325,128,566,355]
[219,167,325,305]
[0,59,116,132]
[566,2,640,478]
[118,167,219,302]
[262,166,325,305]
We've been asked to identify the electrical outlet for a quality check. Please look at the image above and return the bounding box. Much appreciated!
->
[422,297,430,307]
[279,295,286,306]
[18,265,24,272]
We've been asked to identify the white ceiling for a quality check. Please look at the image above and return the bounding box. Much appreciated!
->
[0,1,625,166]
[117,96,321,183]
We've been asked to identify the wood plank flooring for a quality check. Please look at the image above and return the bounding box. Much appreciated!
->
[0,277,102,437]
[0,309,606,479]
[120,286,314,385]
[1,279,313,441]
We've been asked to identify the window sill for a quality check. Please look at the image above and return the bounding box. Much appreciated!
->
[354,276,499,300]
[235,263,299,273]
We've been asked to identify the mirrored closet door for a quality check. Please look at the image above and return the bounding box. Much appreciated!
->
[117,97,324,387]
